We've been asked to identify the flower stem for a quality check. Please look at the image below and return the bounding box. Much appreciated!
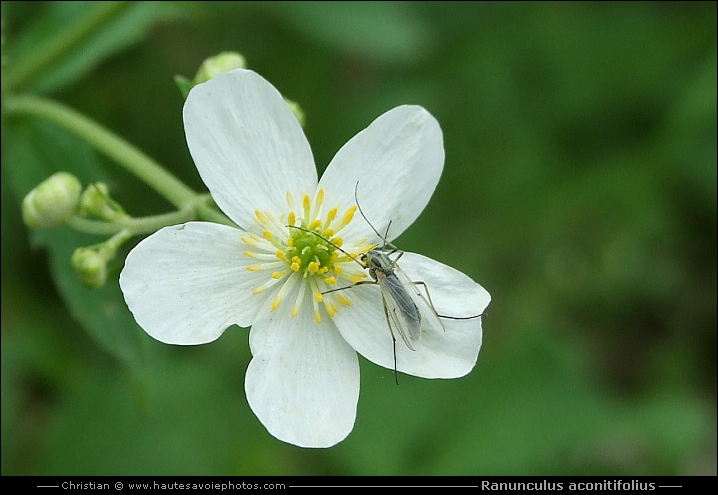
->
[2,2,130,93]
[195,203,237,227]
[69,194,238,236]
[4,94,197,208]
[69,208,195,237]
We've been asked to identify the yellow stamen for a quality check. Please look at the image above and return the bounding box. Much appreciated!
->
[241,235,258,247]
[325,207,338,226]
[271,297,282,311]
[325,302,335,318]
[276,250,287,262]
[357,243,375,254]
[309,219,322,230]
[337,294,352,306]
[324,276,336,285]
[314,310,322,324]
[255,210,267,225]
[244,250,257,258]
[314,291,323,303]
[311,190,324,221]
[291,277,307,318]
[252,287,265,295]
[286,191,295,209]
[288,211,296,226]
[302,193,311,220]
[246,264,262,272]
[307,261,319,274]
[272,271,284,279]
[338,205,357,230]
[263,230,273,241]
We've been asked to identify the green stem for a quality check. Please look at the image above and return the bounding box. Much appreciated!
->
[195,202,237,227]
[4,94,197,209]
[69,207,196,237]
[68,216,127,236]
[68,194,238,237]
[2,2,131,93]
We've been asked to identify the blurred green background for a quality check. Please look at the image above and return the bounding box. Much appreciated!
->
[1,1,715,475]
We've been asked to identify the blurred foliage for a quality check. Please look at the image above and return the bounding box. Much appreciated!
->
[1,1,715,475]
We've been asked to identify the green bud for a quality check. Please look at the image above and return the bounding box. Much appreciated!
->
[22,172,82,228]
[284,98,306,128]
[193,52,247,85]
[79,182,126,221]
[70,230,131,289]
[71,247,108,289]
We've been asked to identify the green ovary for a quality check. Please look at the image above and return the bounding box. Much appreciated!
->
[286,225,338,276]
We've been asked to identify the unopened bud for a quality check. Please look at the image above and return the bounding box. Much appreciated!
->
[194,52,247,85]
[79,182,126,221]
[22,172,82,228]
[284,98,306,128]
[71,246,108,289]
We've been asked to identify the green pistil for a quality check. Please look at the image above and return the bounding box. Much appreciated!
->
[287,226,337,275]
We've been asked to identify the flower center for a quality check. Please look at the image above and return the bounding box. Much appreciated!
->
[286,220,339,277]
[241,188,372,323]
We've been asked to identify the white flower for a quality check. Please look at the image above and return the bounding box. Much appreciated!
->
[119,69,491,448]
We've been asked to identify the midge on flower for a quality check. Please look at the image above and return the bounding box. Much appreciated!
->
[120,67,491,448]
[288,183,485,383]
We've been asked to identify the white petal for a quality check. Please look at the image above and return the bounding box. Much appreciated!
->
[333,252,490,379]
[318,105,444,244]
[245,290,360,448]
[119,222,267,344]
[184,69,317,228]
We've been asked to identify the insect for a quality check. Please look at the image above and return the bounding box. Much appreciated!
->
[290,183,483,383]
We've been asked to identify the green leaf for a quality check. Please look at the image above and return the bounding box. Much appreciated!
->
[173,74,194,100]
[3,1,187,94]
[2,118,147,371]
[249,2,433,65]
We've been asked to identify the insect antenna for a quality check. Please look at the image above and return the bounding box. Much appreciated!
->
[285,224,366,271]
[438,312,485,320]
[354,181,398,252]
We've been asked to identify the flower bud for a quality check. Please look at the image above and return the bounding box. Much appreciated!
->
[71,246,108,289]
[193,52,247,85]
[22,172,82,228]
[79,182,126,221]
[284,97,306,128]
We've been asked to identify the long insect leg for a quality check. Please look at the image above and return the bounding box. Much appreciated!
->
[380,291,400,385]
[324,277,403,384]
[321,279,375,295]
[391,249,404,262]
[412,280,485,321]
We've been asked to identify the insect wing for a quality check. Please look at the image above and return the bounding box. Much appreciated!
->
[379,272,421,350]
[393,262,446,337]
